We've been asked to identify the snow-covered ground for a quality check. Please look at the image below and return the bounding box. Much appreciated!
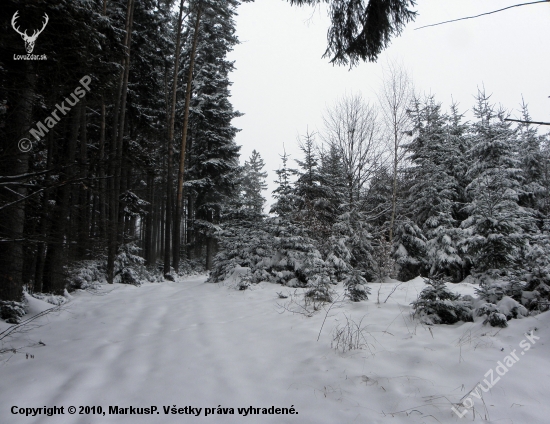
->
[1,276,549,424]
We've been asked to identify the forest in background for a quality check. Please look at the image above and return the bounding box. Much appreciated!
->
[1,0,251,306]
[1,0,550,329]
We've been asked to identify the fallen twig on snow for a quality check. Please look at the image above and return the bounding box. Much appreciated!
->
[0,304,63,342]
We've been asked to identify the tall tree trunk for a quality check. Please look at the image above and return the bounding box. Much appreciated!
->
[186,194,195,259]
[144,172,154,265]
[78,98,89,258]
[34,131,55,292]
[379,64,412,245]
[98,98,107,240]
[389,125,398,244]
[163,0,186,277]
[107,0,135,283]
[43,104,81,294]
[0,62,35,301]
[173,4,202,272]
[160,192,165,259]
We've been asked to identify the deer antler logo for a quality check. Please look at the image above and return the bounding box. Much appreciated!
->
[11,11,49,54]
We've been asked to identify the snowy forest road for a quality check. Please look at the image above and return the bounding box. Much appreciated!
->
[0,277,360,424]
[1,277,549,424]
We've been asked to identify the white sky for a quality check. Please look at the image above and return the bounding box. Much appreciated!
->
[227,0,550,208]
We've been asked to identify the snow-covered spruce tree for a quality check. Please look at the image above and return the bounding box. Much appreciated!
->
[461,92,536,281]
[446,102,474,220]
[424,215,465,282]
[208,151,271,285]
[113,242,152,286]
[516,101,547,214]
[538,134,550,218]
[521,227,550,312]
[317,104,378,290]
[183,0,242,269]
[406,97,456,227]
[270,149,297,219]
[286,131,373,301]
[392,219,427,281]
[326,210,373,298]
[208,209,274,285]
[241,150,268,214]
[411,275,473,325]
[405,96,466,281]
[268,149,334,302]
[268,220,333,302]
[292,130,335,239]
[333,210,373,271]
[318,143,347,216]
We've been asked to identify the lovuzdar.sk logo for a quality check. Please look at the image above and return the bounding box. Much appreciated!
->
[11,10,49,60]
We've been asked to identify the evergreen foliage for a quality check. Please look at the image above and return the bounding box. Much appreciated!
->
[411,276,473,325]
[184,0,242,264]
[393,219,427,281]
[288,0,417,66]
[461,92,535,278]
[241,150,268,214]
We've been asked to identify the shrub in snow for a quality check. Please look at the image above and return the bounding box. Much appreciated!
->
[208,216,274,285]
[120,267,140,285]
[486,311,508,328]
[67,260,106,290]
[222,266,253,290]
[30,292,68,306]
[0,300,26,324]
[476,296,529,328]
[497,296,528,319]
[305,273,333,304]
[475,280,506,304]
[476,303,508,327]
[176,259,206,277]
[505,277,527,302]
[475,296,527,328]
[520,235,550,312]
[470,276,537,326]
[114,242,148,285]
[343,270,371,302]
[411,276,473,325]
[520,286,550,312]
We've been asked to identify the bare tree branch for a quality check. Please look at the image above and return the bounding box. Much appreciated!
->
[415,1,549,30]
[504,118,550,126]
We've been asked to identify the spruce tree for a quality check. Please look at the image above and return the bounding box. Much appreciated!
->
[183,0,242,268]
[462,91,535,278]
[271,148,297,218]
[406,96,465,280]
[241,150,268,214]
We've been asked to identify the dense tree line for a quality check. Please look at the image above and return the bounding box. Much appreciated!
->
[211,71,550,312]
[0,0,247,304]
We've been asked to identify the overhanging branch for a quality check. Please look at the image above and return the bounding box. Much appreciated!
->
[504,118,550,126]
[415,1,549,30]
